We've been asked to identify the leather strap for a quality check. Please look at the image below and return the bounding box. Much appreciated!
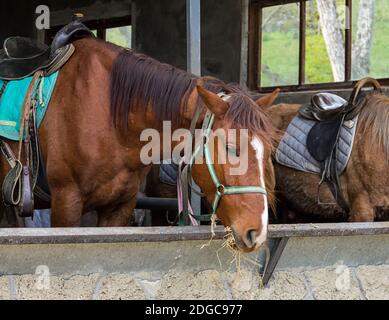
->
[18,71,43,159]
[45,44,75,76]
[19,166,34,217]
[178,104,204,225]
[316,114,350,213]
[177,93,268,225]
[0,81,8,99]
[2,158,23,205]
[349,77,381,106]
[2,71,43,218]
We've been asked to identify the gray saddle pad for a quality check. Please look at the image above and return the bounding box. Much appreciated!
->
[159,160,179,186]
[276,115,358,175]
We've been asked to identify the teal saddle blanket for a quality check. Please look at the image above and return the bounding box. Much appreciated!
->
[0,71,59,141]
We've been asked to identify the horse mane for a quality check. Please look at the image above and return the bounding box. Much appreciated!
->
[109,49,275,143]
[110,49,197,131]
[359,93,389,160]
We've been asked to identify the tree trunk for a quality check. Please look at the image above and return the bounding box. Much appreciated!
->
[316,0,345,81]
[352,0,375,79]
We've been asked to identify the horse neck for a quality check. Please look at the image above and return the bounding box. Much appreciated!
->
[155,88,200,162]
[128,85,200,163]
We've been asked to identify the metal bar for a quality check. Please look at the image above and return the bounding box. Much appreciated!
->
[186,0,202,224]
[259,237,289,286]
[345,0,352,81]
[298,0,306,85]
[0,222,388,245]
[257,78,389,93]
[135,197,178,211]
[269,222,389,238]
[0,227,226,245]
[186,0,201,76]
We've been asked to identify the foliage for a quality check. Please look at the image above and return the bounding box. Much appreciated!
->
[261,0,389,87]
[106,26,132,49]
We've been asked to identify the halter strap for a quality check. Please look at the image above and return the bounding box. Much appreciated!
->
[177,92,267,225]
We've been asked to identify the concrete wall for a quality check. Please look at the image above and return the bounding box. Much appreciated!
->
[1,265,388,300]
[134,0,242,82]
[0,235,387,300]
[201,0,242,82]
[134,0,187,70]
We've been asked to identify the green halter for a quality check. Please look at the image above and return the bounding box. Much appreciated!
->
[179,92,267,224]
[194,110,267,214]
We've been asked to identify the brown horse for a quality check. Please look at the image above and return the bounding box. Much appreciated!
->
[0,38,277,252]
[264,89,389,223]
[144,89,281,229]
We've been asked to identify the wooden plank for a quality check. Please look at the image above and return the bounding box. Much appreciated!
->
[0,222,388,245]
[248,0,260,89]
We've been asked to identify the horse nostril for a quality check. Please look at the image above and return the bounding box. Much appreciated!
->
[244,229,259,248]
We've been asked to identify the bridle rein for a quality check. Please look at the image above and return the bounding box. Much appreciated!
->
[177,92,268,225]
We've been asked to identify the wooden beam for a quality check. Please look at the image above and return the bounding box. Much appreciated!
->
[248,1,260,89]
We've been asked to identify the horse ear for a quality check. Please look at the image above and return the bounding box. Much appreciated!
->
[196,85,229,117]
[256,88,280,111]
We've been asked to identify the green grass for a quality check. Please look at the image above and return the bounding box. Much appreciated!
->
[261,32,299,87]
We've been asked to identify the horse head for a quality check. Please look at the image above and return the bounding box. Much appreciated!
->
[190,86,280,252]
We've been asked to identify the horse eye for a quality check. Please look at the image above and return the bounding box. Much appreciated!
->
[226,145,240,157]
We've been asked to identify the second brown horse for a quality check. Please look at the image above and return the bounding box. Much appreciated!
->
[264,89,389,223]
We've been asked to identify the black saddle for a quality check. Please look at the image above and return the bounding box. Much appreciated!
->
[299,78,382,212]
[51,20,95,55]
[0,20,94,80]
[300,93,347,121]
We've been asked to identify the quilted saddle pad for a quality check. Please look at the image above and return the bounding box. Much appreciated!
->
[276,115,358,175]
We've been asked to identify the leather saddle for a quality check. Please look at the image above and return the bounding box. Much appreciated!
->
[0,20,94,80]
[299,78,382,212]
[300,78,381,122]
[300,92,347,121]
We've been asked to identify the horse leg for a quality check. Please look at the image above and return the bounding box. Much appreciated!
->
[349,192,375,222]
[50,186,83,227]
[97,197,137,227]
